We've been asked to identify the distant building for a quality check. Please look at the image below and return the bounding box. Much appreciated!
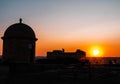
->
[1,19,37,63]
[47,49,86,60]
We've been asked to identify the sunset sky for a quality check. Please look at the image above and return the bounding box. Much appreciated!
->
[0,0,120,57]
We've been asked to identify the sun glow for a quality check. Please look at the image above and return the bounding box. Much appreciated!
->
[89,46,104,57]
[93,49,99,56]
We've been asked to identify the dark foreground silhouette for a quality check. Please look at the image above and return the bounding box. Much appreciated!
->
[0,62,120,84]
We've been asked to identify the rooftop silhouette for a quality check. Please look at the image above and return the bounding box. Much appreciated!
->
[1,19,37,63]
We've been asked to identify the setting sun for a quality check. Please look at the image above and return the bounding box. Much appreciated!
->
[89,46,104,57]
[93,49,99,56]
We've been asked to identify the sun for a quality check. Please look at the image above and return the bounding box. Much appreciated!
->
[89,46,104,57]
[93,49,99,56]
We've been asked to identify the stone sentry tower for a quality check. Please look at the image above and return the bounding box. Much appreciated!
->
[1,19,37,63]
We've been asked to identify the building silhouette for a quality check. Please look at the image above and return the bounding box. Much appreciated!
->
[1,18,37,63]
[47,49,86,60]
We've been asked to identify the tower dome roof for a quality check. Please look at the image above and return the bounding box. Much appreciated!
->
[2,19,37,40]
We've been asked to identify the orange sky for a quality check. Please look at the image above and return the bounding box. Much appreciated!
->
[0,0,120,57]
[35,37,120,57]
[0,27,120,57]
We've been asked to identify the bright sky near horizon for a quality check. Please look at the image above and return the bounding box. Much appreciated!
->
[0,0,120,57]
